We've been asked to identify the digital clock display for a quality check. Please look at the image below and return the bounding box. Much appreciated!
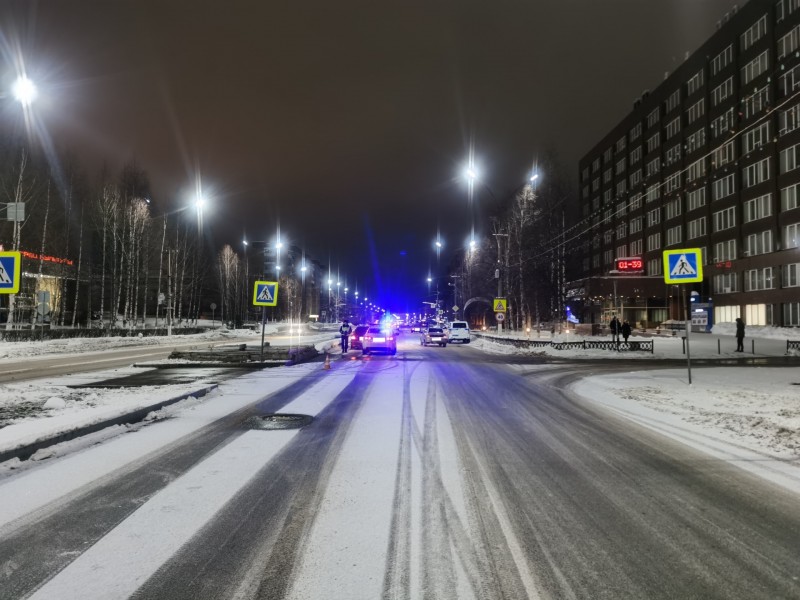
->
[615,257,644,272]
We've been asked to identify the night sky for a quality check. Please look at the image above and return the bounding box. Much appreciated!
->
[0,0,737,311]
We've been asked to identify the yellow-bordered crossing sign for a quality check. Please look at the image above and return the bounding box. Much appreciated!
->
[663,248,703,284]
[253,281,279,306]
[0,251,21,294]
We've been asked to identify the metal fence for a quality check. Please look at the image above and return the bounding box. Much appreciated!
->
[787,340,800,352]
[473,333,654,353]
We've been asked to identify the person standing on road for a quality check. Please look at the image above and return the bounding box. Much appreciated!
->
[621,320,631,343]
[609,315,621,343]
[735,317,745,352]
[339,319,352,353]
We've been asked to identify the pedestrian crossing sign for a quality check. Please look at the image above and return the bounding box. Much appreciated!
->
[0,251,21,294]
[493,298,507,313]
[663,248,703,284]
[253,281,279,306]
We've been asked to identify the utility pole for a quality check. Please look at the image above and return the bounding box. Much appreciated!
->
[493,232,508,333]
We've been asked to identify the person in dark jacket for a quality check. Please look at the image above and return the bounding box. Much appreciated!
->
[735,317,745,352]
[609,315,620,342]
[621,320,632,343]
[339,319,352,352]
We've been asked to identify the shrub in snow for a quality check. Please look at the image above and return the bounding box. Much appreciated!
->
[43,397,67,409]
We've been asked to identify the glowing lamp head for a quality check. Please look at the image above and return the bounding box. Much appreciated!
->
[12,76,37,107]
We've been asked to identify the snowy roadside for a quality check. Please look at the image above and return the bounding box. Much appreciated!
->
[570,368,800,493]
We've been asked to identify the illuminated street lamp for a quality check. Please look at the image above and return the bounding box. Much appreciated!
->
[12,75,37,107]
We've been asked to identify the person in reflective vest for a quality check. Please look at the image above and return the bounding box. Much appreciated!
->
[339,319,352,352]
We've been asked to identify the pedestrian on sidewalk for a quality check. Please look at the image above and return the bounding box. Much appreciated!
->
[621,320,631,343]
[735,317,745,352]
[609,315,620,343]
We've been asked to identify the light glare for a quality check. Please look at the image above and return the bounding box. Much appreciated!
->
[12,76,37,107]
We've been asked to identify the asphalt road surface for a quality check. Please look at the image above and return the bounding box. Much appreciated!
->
[0,337,798,599]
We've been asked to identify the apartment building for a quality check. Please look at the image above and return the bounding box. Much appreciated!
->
[574,0,800,327]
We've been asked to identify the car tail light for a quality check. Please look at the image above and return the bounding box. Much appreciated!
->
[349,335,355,340]
[365,336,371,341]
[387,336,394,341]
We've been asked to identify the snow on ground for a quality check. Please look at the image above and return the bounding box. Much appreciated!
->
[1,323,798,493]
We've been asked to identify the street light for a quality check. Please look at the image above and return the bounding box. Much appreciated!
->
[12,75,37,107]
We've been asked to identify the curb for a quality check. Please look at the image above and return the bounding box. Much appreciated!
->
[0,384,219,464]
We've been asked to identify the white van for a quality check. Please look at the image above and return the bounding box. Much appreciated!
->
[447,321,471,343]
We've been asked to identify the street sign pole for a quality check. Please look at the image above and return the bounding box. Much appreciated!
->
[685,285,692,385]
[260,306,267,363]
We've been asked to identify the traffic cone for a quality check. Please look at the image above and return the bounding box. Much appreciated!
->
[323,352,331,370]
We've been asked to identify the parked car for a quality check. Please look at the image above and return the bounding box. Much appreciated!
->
[362,326,397,355]
[446,320,470,343]
[421,326,448,347]
[349,325,370,350]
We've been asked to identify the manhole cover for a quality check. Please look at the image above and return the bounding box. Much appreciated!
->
[244,414,314,430]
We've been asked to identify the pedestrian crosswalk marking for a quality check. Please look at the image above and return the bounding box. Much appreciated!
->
[663,248,703,284]
[257,286,273,302]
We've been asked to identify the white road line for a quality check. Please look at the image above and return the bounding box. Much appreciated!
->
[28,430,299,600]
[287,365,404,600]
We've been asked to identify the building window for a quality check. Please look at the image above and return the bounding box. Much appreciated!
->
[711,44,733,76]
[780,144,800,174]
[630,216,643,233]
[779,24,800,59]
[629,169,642,188]
[647,232,661,251]
[630,145,642,164]
[645,157,660,177]
[646,133,660,154]
[744,194,772,223]
[604,229,613,244]
[665,89,681,113]
[617,201,628,218]
[714,239,737,261]
[616,136,626,153]
[603,168,613,183]
[665,143,681,166]
[686,127,707,153]
[779,103,800,136]
[647,207,661,227]
[665,172,681,193]
[713,206,736,232]
[688,216,707,239]
[665,198,682,220]
[686,69,705,95]
[777,0,800,23]
[645,183,660,203]
[647,108,660,128]
[603,147,613,162]
[582,185,590,199]
[744,230,773,256]
[688,187,707,211]
[711,77,734,106]
[616,244,627,258]
[592,158,600,172]
[743,85,770,119]
[782,183,800,211]
[616,222,627,238]
[713,173,736,200]
[615,157,626,175]
[648,258,662,276]
[742,157,769,188]
[782,263,800,287]
[744,267,774,291]
[604,249,613,266]
[712,141,735,168]
[592,177,600,192]
[740,14,768,52]
[714,272,739,294]
[741,51,769,86]
[616,180,627,196]
[666,117,681,139]
[687,99,705,125]
[783,302,800,326]
[785,222,800,248]
[604,189,612,203]
[711,108,735,138]
[629,123,642,141]
[666,225,682,246]
[630,193,642,211]
[592,254,600,268]
[779,63,800,98]
[686,158,706,182]
[630,238,643,255]
[742,122,770,155]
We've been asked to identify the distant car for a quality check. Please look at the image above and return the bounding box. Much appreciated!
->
[410,322,423,333]
[349,325,370,350]
[362,326,397,355]
[446,321,470,343]
[421,326,447,347]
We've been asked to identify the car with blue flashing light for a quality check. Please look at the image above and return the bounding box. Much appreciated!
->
[420,326,447,347]
[362,326,397,355]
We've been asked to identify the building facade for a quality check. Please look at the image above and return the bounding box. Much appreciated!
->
[576,0,800,327]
